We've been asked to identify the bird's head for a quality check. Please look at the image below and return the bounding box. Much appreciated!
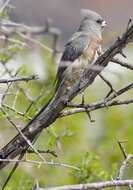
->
[79,9,107,34]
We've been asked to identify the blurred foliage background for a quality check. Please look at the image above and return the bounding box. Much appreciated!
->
[0,1,133,189]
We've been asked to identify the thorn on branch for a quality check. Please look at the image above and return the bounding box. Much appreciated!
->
[119,50,127,58]
[105,90,114,99]
[85,109,95,123]
[126,18,132,31]
[105,89,118,99]
[102,100,110,110]
[81,94,85,105]
[99,74,117,98]
[117,141,127,159]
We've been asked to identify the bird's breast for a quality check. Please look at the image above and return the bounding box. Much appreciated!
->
[84,36,102,62]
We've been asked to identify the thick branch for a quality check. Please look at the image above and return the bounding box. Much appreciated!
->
[33,180,133,190]
[0,24,133,170]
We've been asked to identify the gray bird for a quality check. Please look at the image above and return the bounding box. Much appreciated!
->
[0,10,107,180]
[55,9,106,97]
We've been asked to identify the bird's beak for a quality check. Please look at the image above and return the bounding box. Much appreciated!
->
[101,20,107,28]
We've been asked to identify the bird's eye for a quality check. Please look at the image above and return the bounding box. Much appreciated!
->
[96,19,102,24]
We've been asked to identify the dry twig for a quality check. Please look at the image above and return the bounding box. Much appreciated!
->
[0,75,38,83]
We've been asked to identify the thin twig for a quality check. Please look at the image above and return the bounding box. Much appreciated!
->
[118,141,128,159]
[115,141,133,190]
[99,73,116,98]
[1,19,61,55]
[27,149,57,157]
[1,152,25,190]
[0,0,11,12]
[3,104,32,120]
[0,158,79,170]
[112,58,133,71]
[0,75,39,83]
[1,63,38,108]
[61,82,133,117]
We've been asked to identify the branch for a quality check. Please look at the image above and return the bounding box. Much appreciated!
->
[0,23,133,170]
[117,155,133,179]
[99,73,116,97]
[60,99,133,117]
[27,149,57,157]
[1,19,61,37]
[1,63,38,107]
[32,180,133,190]
[0,158,79,171]
[0,19,61,55]
[112,58,133,71]
[0,108,48,164]
[60,82,133,117]
[0,75,39,83]
[3,104,32,120]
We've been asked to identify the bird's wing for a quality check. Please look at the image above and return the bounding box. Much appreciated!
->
[61,32,90,62]
[55,32,91,90]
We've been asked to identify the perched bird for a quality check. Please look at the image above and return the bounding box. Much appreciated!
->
[0,10,107,183]
[55,9,106,97]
